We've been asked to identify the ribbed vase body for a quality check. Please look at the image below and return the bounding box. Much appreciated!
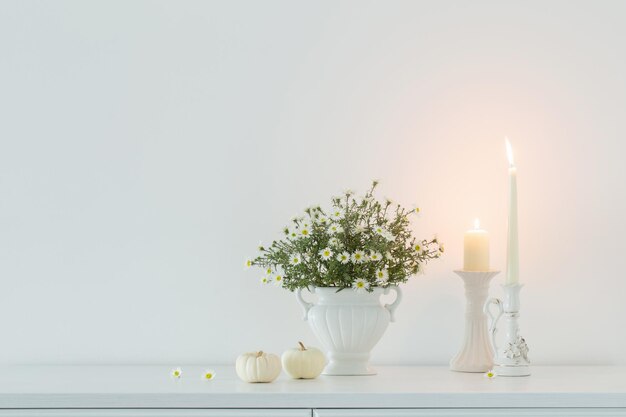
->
[307,287,390,375]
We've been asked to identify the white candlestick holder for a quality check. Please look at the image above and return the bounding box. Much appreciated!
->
[484,284,531,376]
[449,270,499,373]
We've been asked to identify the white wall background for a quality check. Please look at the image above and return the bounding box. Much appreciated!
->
[1,0,625,366]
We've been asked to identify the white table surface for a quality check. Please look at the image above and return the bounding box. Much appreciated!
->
[0,365,624,409]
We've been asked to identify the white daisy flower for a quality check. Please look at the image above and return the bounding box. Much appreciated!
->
[171,367,182,378]
[289,255,302,266]
[319,247,333,261]
[327,223,343,234]
[317,216,329,225]
[369,251,383,261]
[484,370,496,379]
[373,225,387,236]
[328,237,340,247]
[244,259,253,270]
[273,273,284,286]
[330,208,344,220]
[265,267,273,275]
[353,278,369,292]
[412,206,421,215]
[375,268,389,284]
[336,251,350,264]
[299,226,311,238]
[414,243,422,252]
[202,369,216,380]
[260,276,270,285]
[351,250,366,264]
[288,227,299,239]
[373,226,394,241]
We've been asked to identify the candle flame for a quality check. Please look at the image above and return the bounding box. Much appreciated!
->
[474,218,480,229]
[505,137,515,166]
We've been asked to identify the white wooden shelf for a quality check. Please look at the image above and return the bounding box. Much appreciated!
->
[0,365,625,415]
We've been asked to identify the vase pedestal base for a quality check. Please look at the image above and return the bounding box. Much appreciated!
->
[323,353,376,376]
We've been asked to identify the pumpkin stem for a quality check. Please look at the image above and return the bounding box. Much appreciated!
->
[256,351,264,357]
[298,341,307,351]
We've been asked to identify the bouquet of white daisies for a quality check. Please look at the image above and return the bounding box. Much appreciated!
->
[245,181,443,292]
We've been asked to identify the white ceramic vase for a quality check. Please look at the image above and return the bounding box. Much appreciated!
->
[295,286,402,376]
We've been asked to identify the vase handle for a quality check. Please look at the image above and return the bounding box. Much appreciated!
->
[295,287,314,321]
[383,286,402,323]
[484,297,504,353]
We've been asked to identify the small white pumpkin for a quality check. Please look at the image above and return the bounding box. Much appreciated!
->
[235,351,282,383]
[281,341,326,379]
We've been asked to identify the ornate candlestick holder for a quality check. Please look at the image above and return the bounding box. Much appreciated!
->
[484,284,531,376]
[449,270,499,372]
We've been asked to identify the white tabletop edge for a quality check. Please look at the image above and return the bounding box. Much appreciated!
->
[0,365,624,409]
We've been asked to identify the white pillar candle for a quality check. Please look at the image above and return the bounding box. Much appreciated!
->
[505,138,520,285]
[463,219,490,271]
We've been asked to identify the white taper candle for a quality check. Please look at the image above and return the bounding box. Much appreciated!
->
[505,138,519,285]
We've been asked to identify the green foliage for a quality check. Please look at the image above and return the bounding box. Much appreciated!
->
[247,181,443,291]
